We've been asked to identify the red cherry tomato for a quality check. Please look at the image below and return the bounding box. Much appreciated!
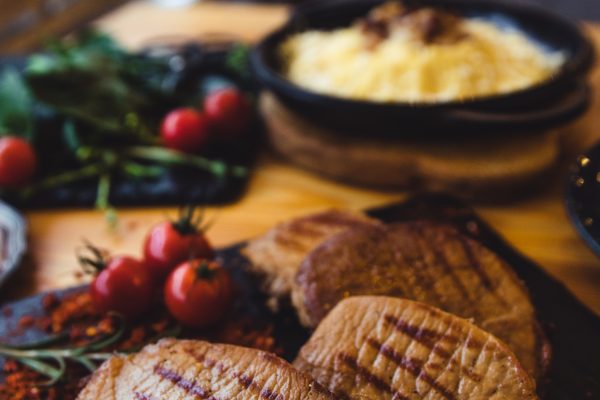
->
[89,256,154,319]
[0,136,37,188]
[203,88,252,139]
[164,259,233,328]
[143,220,214,281]
[160,108,211,153]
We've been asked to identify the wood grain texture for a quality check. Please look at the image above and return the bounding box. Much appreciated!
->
[2,1,600,319]
[261,92,561,199]
[0,0,127,53]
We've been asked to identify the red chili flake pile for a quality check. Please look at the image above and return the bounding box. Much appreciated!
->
[2,306,12,318]
[0,291,282,399]
[0,291,172,400]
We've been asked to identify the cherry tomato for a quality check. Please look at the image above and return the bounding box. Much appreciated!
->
[143,208,214,281]
[0,136,37,188]
[89,256,154,319]
[164,259,233,328]
[160,108,211,153]
[203,88,252,139]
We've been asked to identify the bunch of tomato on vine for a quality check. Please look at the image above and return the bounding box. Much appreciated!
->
[80,205,233,328]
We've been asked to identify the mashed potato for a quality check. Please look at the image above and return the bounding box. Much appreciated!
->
[280,5,565,103]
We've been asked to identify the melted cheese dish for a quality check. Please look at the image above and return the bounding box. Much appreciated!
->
[280,5,565,103]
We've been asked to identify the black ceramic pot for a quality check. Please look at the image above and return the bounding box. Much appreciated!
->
[251,0,595,137]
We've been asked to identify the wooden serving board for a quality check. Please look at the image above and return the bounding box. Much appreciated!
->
[261,93,563,201]
[2,194,600,399]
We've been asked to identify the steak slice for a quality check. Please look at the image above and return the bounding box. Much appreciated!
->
[243,209,380,310]
[77,339,334,400]
[295,296,538,400]
[292,221,548,380]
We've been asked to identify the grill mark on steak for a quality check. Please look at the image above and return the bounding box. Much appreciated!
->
[413,224,472,303]
[456,235,492,289]
[260,389,285,400]
[339,353,410,400]
[400,224,448,306]
[413,315,484,383]
[185,348,286,400]
[383,314,472,359]
[234,370,285,400]
[134,392,155,400]
[413,223,508,309]
[153,364,216,399]
[236,373,255,389]
[366,338,455,400]
[392,231,445,307]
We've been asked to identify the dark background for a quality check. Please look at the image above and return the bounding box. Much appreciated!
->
[0,0,599,53]
[479,0,600,21]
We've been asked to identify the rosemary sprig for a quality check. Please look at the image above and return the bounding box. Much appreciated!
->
[19,163,104,199]
[17,145,246,225]
[125,146,248,178]
[0,314,183,387]
[0,314,126,385]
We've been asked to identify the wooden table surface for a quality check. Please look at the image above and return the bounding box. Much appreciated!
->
[3,1,600,317]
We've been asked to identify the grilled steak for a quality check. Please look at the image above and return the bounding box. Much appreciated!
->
[292,221,548,380]
[77,339,334,400]
[243,209,380,310]
[295,296,538,400]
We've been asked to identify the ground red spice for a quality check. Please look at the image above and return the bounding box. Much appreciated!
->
[18,315,34,329]
[41,294,58,312]
[0,291,281,399]
[2,306,12,318]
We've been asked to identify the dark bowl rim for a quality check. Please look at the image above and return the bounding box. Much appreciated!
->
[251,0,596,111]
[565,142,600,260]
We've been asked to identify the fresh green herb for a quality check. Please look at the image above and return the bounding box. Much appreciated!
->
[0,31,251,221]
[226,43,251,79]
[0,314,126,385]
[124,146,248,178]
[0,69,35,140]
[25,30,172,143]
[0,314,182,385]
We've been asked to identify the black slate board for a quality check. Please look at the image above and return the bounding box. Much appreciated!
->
[242,0,600,21]
[1,194,599,399]
[9,157,255,209]
[0,42,257,210]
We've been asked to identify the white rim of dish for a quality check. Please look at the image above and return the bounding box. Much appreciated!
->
[0,201,27,288]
